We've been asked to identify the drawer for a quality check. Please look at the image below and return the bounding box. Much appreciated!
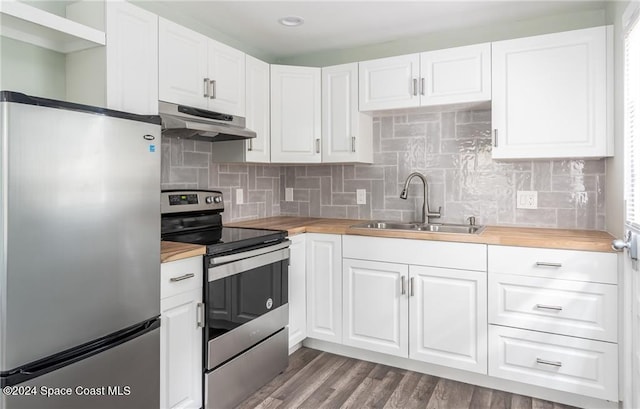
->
[489,274,617,342]
[488,245,617,284]
[161,256,203,299]
[488,325,618,401]
[343,235,487,271]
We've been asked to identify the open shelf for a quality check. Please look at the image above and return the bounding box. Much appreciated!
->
[0,0,105,53]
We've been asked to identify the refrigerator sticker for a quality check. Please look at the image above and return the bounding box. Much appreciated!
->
[149,145,156,153]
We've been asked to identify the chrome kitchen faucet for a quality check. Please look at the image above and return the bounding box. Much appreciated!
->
[400,172,441,224]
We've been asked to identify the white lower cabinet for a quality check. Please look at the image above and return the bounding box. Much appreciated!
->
[341,237,487,374]
[489,325,618,401]
[409,265,487,373]
[160,256,203,409]
[306,233,342,343]
[342,259,408,357]
[288,234,306,349]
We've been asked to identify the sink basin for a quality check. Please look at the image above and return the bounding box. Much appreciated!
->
[351,221,485,235]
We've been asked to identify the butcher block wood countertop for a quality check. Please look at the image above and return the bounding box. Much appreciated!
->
[161,216,616,262]
[227,216,616,253]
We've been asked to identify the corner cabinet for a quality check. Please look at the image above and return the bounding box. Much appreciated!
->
[491,26,613,159]
[270,65,322,163]
[322,63,373,163]
[358,43,491,111]
[159,18,245,116]
[306,233,342,343]
[160,256,203,409]
[244,55,271,163]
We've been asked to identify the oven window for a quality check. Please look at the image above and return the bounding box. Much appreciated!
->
[207,259,288,340]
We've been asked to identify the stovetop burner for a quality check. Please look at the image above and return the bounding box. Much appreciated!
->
[160,189,287,255]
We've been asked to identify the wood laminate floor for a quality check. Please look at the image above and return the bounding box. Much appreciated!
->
[235,348,579,409]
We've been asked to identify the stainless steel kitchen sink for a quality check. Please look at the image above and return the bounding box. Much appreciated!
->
[350,221,485,234]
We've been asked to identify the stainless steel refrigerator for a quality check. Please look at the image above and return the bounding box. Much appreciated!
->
[0,91,161,409]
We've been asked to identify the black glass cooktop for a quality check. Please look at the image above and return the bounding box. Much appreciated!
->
[163,226,286,256]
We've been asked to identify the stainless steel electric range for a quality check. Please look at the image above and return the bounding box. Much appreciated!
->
[160,190,289,409]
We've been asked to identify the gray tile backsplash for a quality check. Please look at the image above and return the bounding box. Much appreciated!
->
[160,105,606,230]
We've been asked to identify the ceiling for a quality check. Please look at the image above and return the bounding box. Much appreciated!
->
[149,0,608,60]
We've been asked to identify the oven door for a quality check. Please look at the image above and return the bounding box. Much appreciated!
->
[205,241,289,370]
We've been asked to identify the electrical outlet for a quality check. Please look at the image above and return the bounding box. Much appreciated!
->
[356,189,366,205]
[516,190,538,209]
[285,188,294,202]
[236,188,243,205]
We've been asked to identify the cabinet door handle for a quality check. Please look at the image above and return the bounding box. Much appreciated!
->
[420,77,425,96]
[351,136,356,153]
[535,304,563,311]
[410,277,414,297]
[203,78,210,98]
[196,302,205,328]
[401,276,406,295]
[248,139,253,152]
[536,358,562,367]
[493,129,498,147]
[209,79,216,99]
[535,262,562,268]
[169,273,195,282]
[315,138,320,154]
[412,78,418,96]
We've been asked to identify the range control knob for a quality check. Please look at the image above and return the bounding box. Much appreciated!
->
[205,196,214,204]
[213,196,223,204]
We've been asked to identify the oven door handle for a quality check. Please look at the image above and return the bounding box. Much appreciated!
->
[208,243,290,282]
[211,240,290,265]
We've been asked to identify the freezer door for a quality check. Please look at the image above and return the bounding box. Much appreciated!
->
[0,100,161,371]
[1,326,160,409]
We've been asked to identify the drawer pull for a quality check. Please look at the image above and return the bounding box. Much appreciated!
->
[535,262,562,268]
[170,273,195,282]
[536,358,563,367]
[535,304,563,311]
[196,302,205,328]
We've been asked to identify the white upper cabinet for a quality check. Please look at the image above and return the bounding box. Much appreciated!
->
[359,43,491,111]
[245,55,271,163]
[491,26,612,159]
[359,54,420,111]
[65,1,157,115]
[322,63,373,163]
[270,65,322,163]
[419,43,491,106]
[159,18,245,116]
[104,2,158,115]
[207,39,245,116]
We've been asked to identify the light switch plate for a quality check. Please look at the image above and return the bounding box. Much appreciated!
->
[516,190,538,209]
[285,188,293,202]
[236,188,243,204]
[356,189,366,205]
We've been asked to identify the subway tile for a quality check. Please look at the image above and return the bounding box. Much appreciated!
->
[309,190,321,216]
[195,141,212,153]
[344,179,373,193]
[306,165,332,176]
[394,123,426,138]
[347,206,360,219]
[183,151,210,168]
[532,162,552,191]
[320,206,347,218]
[456,123,491,139]
[293,189,310,202]
[331,166,344,192]
[333,192,356,205]
[355,165,384,179]
[219,173,241,187]
[407,112,440,122]
[247,190,266,203]
[441,112,456,139]
[170,168,198,184]
[321,177,332,205]
[197,168,209,189]
[256,177,273,190]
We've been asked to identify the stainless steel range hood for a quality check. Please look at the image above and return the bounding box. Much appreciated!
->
[159,101,256,141]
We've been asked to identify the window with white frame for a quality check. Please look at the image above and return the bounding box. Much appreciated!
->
[625,4,640,228]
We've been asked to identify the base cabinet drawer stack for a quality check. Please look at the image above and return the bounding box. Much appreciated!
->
[487,245,618,401]
[160,256,204,409]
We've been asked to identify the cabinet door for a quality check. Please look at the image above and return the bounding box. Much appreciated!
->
[158,18,208,108]
[105,2,158,115]
[343,259,408,357]
[271,65,321,163]
[306,233,342,342]
[322,63,373,163]
[359,54,420,111]
[419,43,491,106]
[409,265,487,374]
[288,234,306,349]
[160,287,203,409]
[492,26,611,159]
[245,55,271,163]
[207,39,245,116]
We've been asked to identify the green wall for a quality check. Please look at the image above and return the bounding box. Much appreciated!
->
[275,8,608,66]
[0,36,66,100]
